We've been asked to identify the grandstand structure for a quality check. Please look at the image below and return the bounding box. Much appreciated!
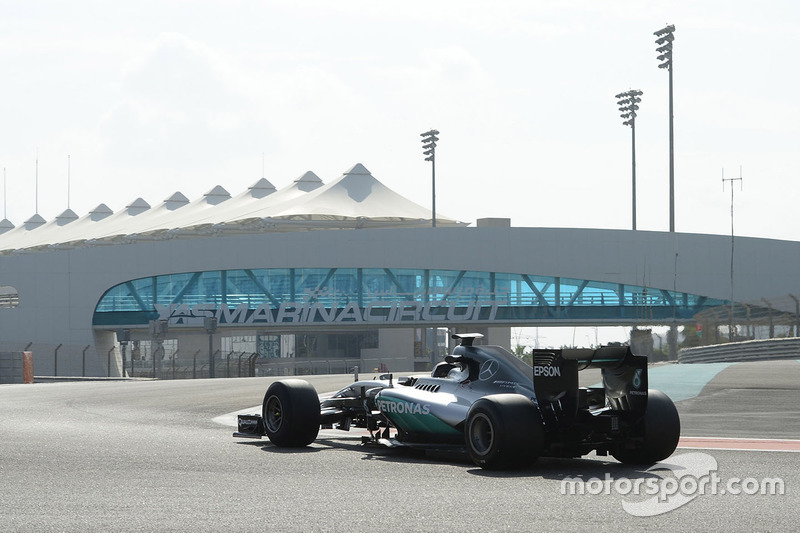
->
[0,163,798,377]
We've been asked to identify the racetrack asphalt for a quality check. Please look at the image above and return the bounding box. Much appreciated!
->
[1,361,798,532]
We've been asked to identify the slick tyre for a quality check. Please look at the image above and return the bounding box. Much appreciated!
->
[612,389,680,465]
[465,394,544,470]
[262,379,321,447]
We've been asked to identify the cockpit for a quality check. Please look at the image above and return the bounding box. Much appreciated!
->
[431,357,472,382]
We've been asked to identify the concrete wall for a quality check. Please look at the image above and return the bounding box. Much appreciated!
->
[679,337,800,363]
[0,352,24,383]
[361,328,415,372]
[0,352,32,384]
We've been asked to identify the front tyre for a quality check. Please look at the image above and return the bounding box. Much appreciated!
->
[612,389,680,464]
[465,394,544,470]
[262,379,321,447]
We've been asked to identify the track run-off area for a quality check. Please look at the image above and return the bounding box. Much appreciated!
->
[1,360,798,531]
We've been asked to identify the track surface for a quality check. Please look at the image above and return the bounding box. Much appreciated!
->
[1,361,798,532]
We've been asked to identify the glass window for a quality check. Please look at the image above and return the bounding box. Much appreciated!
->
[0,286,19,308]
[94,267,728,324]
[221,335,256,355]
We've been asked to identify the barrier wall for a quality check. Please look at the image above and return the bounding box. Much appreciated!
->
[0,351,33,384]
[679,338,800,364]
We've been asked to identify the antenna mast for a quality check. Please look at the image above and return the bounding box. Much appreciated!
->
[35,149,39,214]
[722,166,743,340]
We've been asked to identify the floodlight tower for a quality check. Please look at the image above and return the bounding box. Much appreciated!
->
[420,129,439,228]
[654,24,675,232]
[616,89,643,230]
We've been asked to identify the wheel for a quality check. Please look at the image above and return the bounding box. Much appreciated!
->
[612,389,680,464]
[465,394,544,470]
[262,379,321,447]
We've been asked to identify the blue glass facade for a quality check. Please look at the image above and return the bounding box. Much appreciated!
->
[93,267,726,326]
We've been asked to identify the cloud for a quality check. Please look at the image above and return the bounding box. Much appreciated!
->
[99,33,271,172]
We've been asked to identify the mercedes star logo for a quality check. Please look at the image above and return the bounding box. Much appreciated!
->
[479,360,499,381]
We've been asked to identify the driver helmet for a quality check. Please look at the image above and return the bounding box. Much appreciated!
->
[447,363,470,382]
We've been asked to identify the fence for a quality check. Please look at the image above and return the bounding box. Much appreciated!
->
[30,345,410,380]
[126,353,406,379]
[253,358,358,377]
[128,351,260,379]
[0,343,102,377]
[679,337,800,364]
[252,356,408,377]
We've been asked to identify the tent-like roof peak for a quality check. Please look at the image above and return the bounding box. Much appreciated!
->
[56,209,79,226]
[164,192,190,210]
[0,218,14,234]
[342,162,371,176]
[335,163,379,202]
[293,171,323,193]
[23,214,46,230]
[125,198,151,215]
[89,204,114,221]
[267,163,465,227]
[248,178,277,199]
[203,185,231,205]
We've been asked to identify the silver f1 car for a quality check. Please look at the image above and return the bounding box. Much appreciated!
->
[234,333,680,469]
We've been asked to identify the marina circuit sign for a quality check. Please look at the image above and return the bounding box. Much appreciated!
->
[155,299,501,326]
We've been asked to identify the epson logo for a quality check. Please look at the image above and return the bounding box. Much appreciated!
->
[375,399,431,415]
[534,365,561,378]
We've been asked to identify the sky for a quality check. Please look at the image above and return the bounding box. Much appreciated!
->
[1,0,799,242]
[2,1,797,349]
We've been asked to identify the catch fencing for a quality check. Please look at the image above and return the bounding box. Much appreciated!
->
[128,351,260,379]
[127,354,409,379]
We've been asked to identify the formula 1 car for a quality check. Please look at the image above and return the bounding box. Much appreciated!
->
[234,333,680,469]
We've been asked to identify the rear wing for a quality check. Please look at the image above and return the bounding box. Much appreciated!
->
[560,345,632,370]
[532,346,648,413]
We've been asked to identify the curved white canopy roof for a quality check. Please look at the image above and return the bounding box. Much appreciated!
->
[271,163,440,221]
[0,164,465,253]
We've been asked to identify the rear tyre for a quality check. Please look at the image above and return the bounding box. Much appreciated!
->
[262,379,321,447]
[612,389,680,464]
[465,394,544,470]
